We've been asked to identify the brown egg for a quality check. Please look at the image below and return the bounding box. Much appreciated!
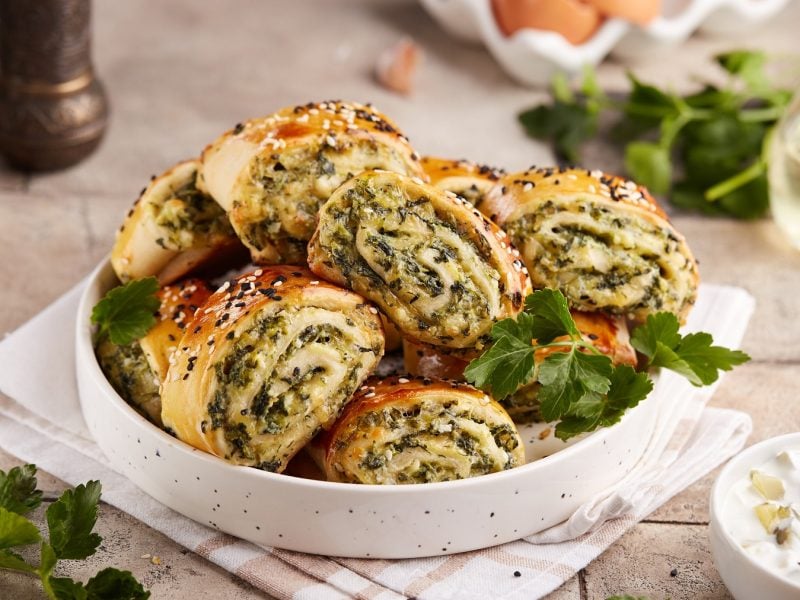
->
[585,0,661,25]
[491,0,603,45]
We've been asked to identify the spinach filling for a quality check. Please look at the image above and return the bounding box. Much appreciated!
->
[153,173,233,248]
[346,400,518,483]
[506,199,690,314]
[325,178,498,336]
[209,313,373,467]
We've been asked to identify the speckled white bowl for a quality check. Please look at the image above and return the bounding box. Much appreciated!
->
[709,433,800,600]
[76,259,661,558]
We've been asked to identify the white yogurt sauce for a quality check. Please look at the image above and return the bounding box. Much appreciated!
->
[722,448,800,584]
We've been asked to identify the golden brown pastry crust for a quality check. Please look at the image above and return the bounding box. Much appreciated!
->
[321,375,525,484]
[307,170,532,356]
[200,100,426,265]
[138,278,215,382]
[160,266,385,472]
[420,156,504,206]
[478,167,699,322]
[111,159,242,285]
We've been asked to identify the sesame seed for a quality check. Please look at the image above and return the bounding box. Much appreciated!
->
[398,377,410,384]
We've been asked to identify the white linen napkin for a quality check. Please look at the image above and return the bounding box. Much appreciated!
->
[0,280,755,600]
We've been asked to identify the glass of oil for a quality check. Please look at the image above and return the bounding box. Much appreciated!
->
[769,91,800,250]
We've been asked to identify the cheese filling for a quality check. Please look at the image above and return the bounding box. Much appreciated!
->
[506,198,696,316]
[234,138,415,263]
[207,306,381,471]
[151,174,233,251]
[332,396,522,484]
[320,177,503,348]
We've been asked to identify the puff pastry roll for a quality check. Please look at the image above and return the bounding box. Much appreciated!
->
[404,311,638,423]
[420,156,504,206]
[478,167,699,322]
[322,376,525,484]
[96,278,214,426]
[307,170,531,356]
[160,266,385,472]
[200,100,425,265]
[111,159,243,285]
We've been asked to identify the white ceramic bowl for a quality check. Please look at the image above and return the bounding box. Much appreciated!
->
[420,0,789,86]
[76,259,661,558]
[709,433,800,600]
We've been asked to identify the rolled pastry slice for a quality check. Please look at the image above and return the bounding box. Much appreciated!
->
[308,170,532,356]
[322,376,525,484]
[96,339,161,426]
[161,266,385,472]
[200,100,425,265]
[420,156,504,206]
[96,278,214,426]
[478,167,699,322]
[111,159,244,284]
[404,311,638,423]
[139,278,215,382]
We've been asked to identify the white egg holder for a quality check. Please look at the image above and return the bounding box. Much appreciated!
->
[420,0,790,85]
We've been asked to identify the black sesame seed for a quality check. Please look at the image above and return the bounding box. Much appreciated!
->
[513,571,521,578]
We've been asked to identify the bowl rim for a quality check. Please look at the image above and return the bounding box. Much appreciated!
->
[710,431,800,590]
[77,257,653,494]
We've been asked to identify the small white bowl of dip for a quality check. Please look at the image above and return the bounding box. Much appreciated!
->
[710,432,800,600]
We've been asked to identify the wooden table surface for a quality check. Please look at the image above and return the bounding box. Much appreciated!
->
[1,1,799,598]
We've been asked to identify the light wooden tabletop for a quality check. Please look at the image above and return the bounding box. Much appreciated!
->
[1,1,799,598]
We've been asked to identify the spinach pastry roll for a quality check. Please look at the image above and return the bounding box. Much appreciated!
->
[404,311,637,423]
[307,170,532,356]
[321,376,525,484]
[200,100,425,265]
[478,167,699,322]
[420,156,504,206]
[111,159,243,285]
[160,266,385,472]
[96,278,214,426]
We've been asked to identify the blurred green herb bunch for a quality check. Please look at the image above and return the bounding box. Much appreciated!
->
[519,50,794,219]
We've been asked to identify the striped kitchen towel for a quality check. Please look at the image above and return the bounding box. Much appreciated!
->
[0,282,754,599]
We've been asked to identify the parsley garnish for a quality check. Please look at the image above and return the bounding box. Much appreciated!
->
[519,50,793,219]
[631,313,750,386]
[0,464,149,599]
[465,290,749,440]
[91,277,160,345]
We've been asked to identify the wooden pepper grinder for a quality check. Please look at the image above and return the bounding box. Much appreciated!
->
[0,0,109,171]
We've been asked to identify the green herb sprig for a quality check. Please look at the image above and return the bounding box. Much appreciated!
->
[91,277,160,346]
[518,50,794,219]
[464,290,749,440]
[0,464,149,599]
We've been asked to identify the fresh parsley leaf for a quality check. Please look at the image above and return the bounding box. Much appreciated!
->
[91,277,160,346]
[554,365,654,441]
[0,468,148,598]
[46,481,102,560]
[0,548,37,573]
[624,142,672,194]
[50,576,88,600]
[85,568,151,600]
[715,50,769,92]
[537,350,612,422]
[524,289,579,343]
[631,313,750,385]
[464,314,536,399]
[0,464,43,516]
[0,506,41,550]
[519,101,598,164]
[518,53,791,219]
